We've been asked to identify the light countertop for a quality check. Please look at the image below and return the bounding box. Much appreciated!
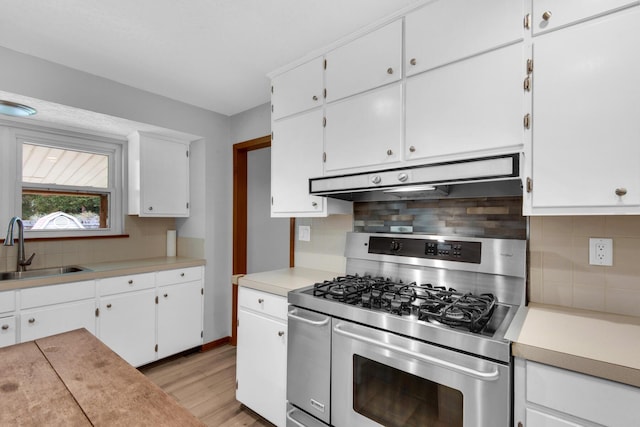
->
[238,267,340,297]
[510,303,640,387]
[0,257,205,292]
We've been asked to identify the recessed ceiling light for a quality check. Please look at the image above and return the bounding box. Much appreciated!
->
[0,100,37,117]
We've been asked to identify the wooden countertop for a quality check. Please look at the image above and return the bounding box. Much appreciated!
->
[511,303,640,388]
[0,257,205,292]
[0,329,203,426]
[238,267,340,297]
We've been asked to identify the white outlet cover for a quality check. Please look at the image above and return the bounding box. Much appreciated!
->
[298,225,311,242]
[589,238,613,266]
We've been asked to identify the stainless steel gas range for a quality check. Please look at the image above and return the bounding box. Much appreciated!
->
[286,232,526,427]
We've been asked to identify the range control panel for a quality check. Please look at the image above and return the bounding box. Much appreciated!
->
[368,236,482,264]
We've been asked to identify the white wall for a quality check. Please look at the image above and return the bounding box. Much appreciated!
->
[230,102,271,143]
[0,45,231,342]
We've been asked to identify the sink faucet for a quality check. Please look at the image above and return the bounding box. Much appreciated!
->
[4,217,36,272]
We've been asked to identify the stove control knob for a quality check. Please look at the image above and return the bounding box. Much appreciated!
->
[390,240,401,252]
[371,175,382,185]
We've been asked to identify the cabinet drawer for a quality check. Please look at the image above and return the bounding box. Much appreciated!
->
[526,361,640,426]
[157,266,202,286]
[21,281,95,309]
[99,272,155,296]
[532,0,638,35]
[238,287,287,320]
[0,315,16,348]
[20,299,96,342]
[0,291,16,314]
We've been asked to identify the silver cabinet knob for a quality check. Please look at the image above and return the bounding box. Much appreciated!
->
[410,58,417,66]
[312,201,318,208]
[106,303,112,308]
[258,298,264,304]
[387,149,393,156]
[542,11,552,21]
[1,324,8,330]
[398,173,409,182]
[409,146,416,153]
[616,188,628,196]
[371,175,382,185]
[148,206,153,211]
[312,95,318,101]
[164,293,168,298]
[128,280,133,285]
[278,331,285,337]
[387,67,393,75]
[28,318,35,324]
[180,272,185,277]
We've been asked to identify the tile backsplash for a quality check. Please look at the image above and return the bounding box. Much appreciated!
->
[530,216,640,317]
[354,197,525,239]
[0,216,186,272]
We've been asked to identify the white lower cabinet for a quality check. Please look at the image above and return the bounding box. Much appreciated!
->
[0,316,16,348]
[20,299,96,342]
[157,280,203,359]
[236,287,287,427]
[514,358,640,427]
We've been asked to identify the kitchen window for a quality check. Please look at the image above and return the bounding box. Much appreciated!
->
[10,127,124,238]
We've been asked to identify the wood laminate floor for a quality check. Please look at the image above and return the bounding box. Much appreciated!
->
[141,345,274,427]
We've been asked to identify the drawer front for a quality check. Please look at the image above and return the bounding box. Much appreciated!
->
[21,280,95,309]
[157,266,202,286]
[20,299,97,342]
[99,272,155,296]
[0,291,16,314]
[238,287,287,320]
[0,316,17,348]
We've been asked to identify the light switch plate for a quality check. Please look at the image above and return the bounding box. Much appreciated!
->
[298,225,311,242]
[589,238,613,266]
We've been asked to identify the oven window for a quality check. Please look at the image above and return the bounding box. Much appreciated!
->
[353,355,463,427]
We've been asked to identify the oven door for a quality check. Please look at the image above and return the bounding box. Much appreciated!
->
[331,319,510,427]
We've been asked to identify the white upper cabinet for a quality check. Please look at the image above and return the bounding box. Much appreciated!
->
[128,131,190,217]
[532,0,639,35]
[526,6,640,213]
[325,20,402,103]
[324,83,402,174]
[271,57,324,120]
[405,0,523,76]
[405,43,524,163]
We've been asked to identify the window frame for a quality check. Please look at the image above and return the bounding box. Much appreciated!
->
[13,127,124,238]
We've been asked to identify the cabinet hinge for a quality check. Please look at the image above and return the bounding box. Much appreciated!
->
[527,59,534,74]
[155,344,158,352]
[237,318,240,327]
[271,131,274,140]
[323,152,326,163]
[523,76,531,92]
[271,196,274,206]
[201,331,204,338]
[323,117,326,127]
[323,88,327,99]
[523,113,531,129]
[186,202,189,209]
[155,296,159,304]
[523,13,531,29]
[323,59,327,70]
[95,308,99,317]
[186,150,189,158]
[526,177,533,193]
[201,288,204,295]
[271,85,274,94]
[236,380,239,390]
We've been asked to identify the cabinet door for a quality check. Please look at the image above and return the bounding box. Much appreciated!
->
[157,280,203,359]
[236,308,287,427]
[325,19,402,102]
[271,109,327,216]
[532,0,637,35]
[98,289,156,367]
[529,7,640,212]
[405,43,524,163]
[0,316,16,348]
[20,299,96,342]
[324,83,402,174]
[405,0,523,76]
[272,57,324,120]
[140,136,190,217]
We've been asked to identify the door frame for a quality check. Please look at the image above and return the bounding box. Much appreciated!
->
[232,135,294,345]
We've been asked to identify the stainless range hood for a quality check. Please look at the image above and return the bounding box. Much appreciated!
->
[309,154,522,202]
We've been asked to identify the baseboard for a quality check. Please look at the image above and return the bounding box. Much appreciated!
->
[201,336,231,352]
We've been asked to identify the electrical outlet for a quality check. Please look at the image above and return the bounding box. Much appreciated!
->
[589,238,613,266]
[298,225,311,242]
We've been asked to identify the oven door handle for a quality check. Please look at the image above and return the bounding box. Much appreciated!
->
[333,323,500,381]
[286,408,306,427]
[288,309,330,326]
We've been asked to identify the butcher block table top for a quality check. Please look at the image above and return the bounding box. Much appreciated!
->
[0,329,203,426]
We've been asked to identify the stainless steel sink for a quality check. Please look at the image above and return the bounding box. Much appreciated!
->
[0,266,91,281]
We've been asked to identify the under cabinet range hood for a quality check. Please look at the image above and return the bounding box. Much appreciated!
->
[309,154,522,202]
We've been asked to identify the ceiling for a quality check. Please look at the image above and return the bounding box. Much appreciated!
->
[0,0,424,117]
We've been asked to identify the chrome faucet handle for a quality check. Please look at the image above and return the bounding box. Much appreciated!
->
[19,253,36,267]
